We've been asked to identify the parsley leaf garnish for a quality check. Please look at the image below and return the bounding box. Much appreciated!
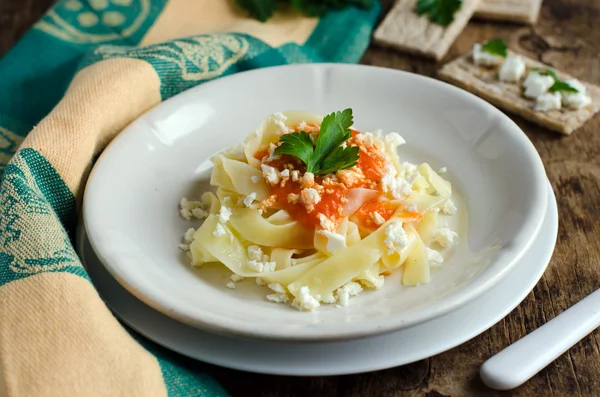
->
[273,109,359,175]
[273,131,314,166]
[481,38,507,57]
[532,68,559,81]
[416,0,463,26]
[236,0,373,22]
[532,68,579,93]
[317,146,361,175]
[550,81,579,94]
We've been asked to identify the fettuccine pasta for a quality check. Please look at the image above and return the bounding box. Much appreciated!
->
[179,110,460,311]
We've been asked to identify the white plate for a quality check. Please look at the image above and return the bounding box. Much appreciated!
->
[83,64,548,341]
[77,184,557,376]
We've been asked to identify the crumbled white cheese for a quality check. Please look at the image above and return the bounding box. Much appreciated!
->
[380,162,414,199]
[248,259,276,273]
[267,293,289,303]
[255,277,266,286]
[267,143,280,162]
[433,227,458,248]
[226,281,236,289]
[272,112,288,135]
[301,172,315,187]
[230,274,245,283]
[218,206,232,223]
[251,175,261,184]
[367,275,385,290]
[400,161,418,176]
[247,245,263,261]
[318,230,346,254]
[498,55,525,82]
[438,167,447,174]
[261,164,280,185]
[441,199,457,215]
[191,208,208,219]
[336,167,364,186]
[318,214,336,231]
[322,292,337,304]
[280,169,290,178]
[243,192,257,207]
[392,178,413,199]
[298,121,307,130]
[384,221,410,254]
[523,71,555,98]
[301,188,321,206]
[405,203,418,213]
[335,282,363,307]
[535,92,562,112]
[267,152,280,162]
[268,283,286,294]
[561,79,592,109]
[183,228,195,243]
[291,170,300,182]
[380,162,397,190]
[564,91,592,109]
[372,211,386,226]
[180,198,205,220]
[384,132,406,149]
[292,286,320,311]
[355,132,375,147]
[178,244,189,251]
[247,260,262,272]
[427,248,444,265]
[213,223,226,237]
[472,43,503,66]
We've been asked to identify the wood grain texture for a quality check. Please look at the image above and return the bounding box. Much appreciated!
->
[373,0,481,60]
[438,50,600,134]
[475,0,543,24]
[3,0,600,396]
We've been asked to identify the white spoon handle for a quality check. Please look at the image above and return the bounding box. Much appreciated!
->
[480,288,600,390]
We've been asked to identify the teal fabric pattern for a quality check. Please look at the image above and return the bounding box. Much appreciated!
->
[0,1,380,395]
[0,149,84,288]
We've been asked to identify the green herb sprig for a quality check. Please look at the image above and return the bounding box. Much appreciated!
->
[274,109,360,175]
[235,0,373,22]
[481,38,508,57]
[416,0,463,26]
[532,68,579,94]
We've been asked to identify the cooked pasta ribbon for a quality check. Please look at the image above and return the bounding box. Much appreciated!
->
[181,110,460,311]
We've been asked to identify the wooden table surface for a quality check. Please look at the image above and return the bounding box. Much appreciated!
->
[2,0,599,396]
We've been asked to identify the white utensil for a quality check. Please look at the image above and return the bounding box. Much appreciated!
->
[481,288,600,390]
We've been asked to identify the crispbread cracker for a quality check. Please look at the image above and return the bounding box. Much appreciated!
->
[475,0,542,24]
[374,0,481,60]
[438,51,600,135]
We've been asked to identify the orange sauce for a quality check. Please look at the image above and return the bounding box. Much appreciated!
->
[259,128,391,230]
[271,182,348,229]
[353,199,398,230]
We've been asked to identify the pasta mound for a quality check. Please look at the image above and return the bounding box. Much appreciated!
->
[178,111,459,311]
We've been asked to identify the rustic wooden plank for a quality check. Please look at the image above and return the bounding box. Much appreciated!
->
[2,0,600,396]
[475,0,543,24]
[373,0,481,60]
